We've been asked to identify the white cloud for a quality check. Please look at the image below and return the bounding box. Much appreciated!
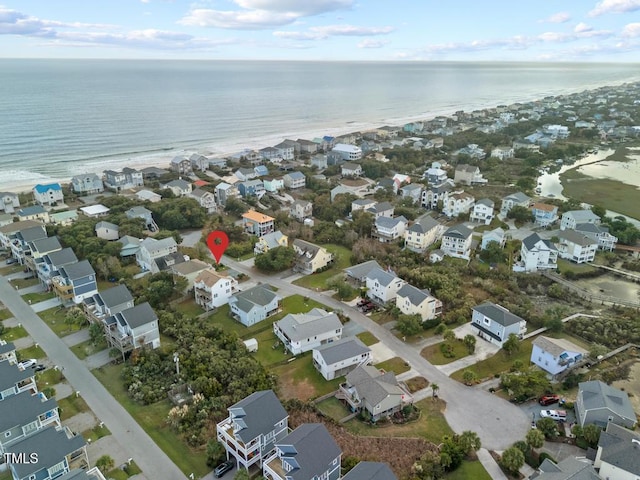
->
[540,12,571,23]
[622,22,640,36]
[574,22,593,33]
[235,0,353,16]
[357,39,388,48]
[589,0,640,16]
[274,24,393,40]
[140,0,151,3]
[538,31,573,42]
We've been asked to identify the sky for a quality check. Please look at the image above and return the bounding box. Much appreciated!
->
[1,0,640,61]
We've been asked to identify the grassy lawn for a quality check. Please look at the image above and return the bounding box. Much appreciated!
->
[22,290,56,303]
[252,328,288,367]
[0,325,28,342]
[271,352,342,401]
[343,398,453,444]
[82,423,111,443]
[316,396,351,421]
[93,364,209,477]
[58,394,91,421]
[421,340,470,365]
[0,264,24,275]
[375,356,410,375]
[292,244,353,290]
[370,311,395,325]
[405,376,429,393]
[38,306,86,337]
[106,461,142,480]
[36,368,65,389]
[356,331,379,346]
[451,339,534,383]
[0,308,13,320]
[174,298,205,318]
[557,258,598,275]
[445,460,492,480]
[17,344,46,360]
[10,277,39,289]
[70,338,108,360]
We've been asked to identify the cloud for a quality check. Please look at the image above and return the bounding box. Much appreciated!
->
[273,24,393,40]
[622,22,640,36]
[540,12,571,23]
[180,0,353,30]
[357,39,388,49]
[0,7,113,36]
[588,0,640,16]
[574,22,593,33]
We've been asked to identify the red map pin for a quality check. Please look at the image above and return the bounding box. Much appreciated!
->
[206,231,229,264]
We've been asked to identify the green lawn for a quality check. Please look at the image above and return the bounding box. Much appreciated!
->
[356,331,379,346]
[451,339,534,383]
[445,460,492,480]
[557,258,598,275]
[343,398,453,444]
[375,356,411,375]
[22,290,56,303]
[82,423,111,443]
[58,394,91,421]
[17,344,46,360]
[38,306,86,337]
[106,461,142,480]
[0,325,28,342]
[316,396,351,421]
[271,352,342,401]
[36,368,65,390]
[0,308,13,320]
[421,340,470,365]
[370,311,395,325]
[292,244,353,290]
[70,338,108,360]
[93,364,209,477]
[10,277,39,289]
[174,298,205,318]
[0,264,24,275]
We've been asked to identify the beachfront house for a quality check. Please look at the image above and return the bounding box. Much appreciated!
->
[332,143,362,161]
[170,156,193,175]
[441,224,473,260]
[517,233,558,272]
[71,174,104,195]
[216,390,289,471]
[575,381,637,428]
[470,302,527,347]
[560,210,601,231]
[0,192,20,214]
[242,211,275,237]
[312,337,371,381]
[32,183,64,206]
[557,230,598,264]
[395,284,442,322]
[103,168,143,191]
[274,309,342,355]
[193,269,238,310]
[531,336,586,379]
[404,214,445,253]
[229,285,281,327]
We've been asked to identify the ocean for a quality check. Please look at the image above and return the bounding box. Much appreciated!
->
[1,59,639,191]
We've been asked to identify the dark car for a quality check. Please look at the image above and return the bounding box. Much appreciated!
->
[214,460,234,478]
[539,394,560,406]
[34,364,46,372]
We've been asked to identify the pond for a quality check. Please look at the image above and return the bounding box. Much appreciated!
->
[570,274,640,304]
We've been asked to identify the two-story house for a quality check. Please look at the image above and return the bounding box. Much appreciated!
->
[188,188,217,213]
[289,200,312,223]
[25,236,62,274]
[0,192,20,214]
[263,177,284,193]
[33,183,64,206]
[170,156,193,175]
[161,179,192,197]
[263,423,341,480]
[337,365,413,422]
[531,336,586,380]
[454,164,487,185]
[274,141,295,160]
[399,184,422,204]
[0,361,37,401]
[103,168,143,191]
[312,337,371,381]
[560,210,601,231]
[441,224,473,260]
[366,201,394,219]
[104,302,161,358]
[283,172,306,190]
[254,231,288,255]
[351,198,376,214]
[190,153,209,172]
[344,260,382,285]
[574,223,618,251]
[292,239,333,275]
[531,203,559,227]
[395,284,442,322]
[238,180,266,198]
[518,233,558,272]
[37,248,78,286]
[70,174,104,195]
[216,390,289,471]
[470,302,527,347]
[481,227,507,250]
[500,192,531,216]
[372,216,408,243]
[274,309,342,355]
[594,423,640,479]
[135,237,178,273]
[442,191,475,218]
[242,211,275,237]
[365,267,406,304]
[215,182,240,206]
[52,260,98,305]
[470,198,495,225]
[341,163,362,177]
[229,285,281,327]
[404,214,445,253]
[575,380,636,428]
[557,230,598,264]
[84,284,134,326]
[193,269,238,310]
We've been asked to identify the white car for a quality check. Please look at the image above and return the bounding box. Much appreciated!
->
[18,359,37,370]
[540,409,567,421]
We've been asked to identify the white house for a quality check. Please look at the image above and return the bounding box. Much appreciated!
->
[332,143,362,161]
[404,214,445,253]
[341,163,363,177]
[373,216,408,243]
[518,233,558,272]
[104,302,161,353]
[95,221,119,241]
[441,224,473,260]
[283,171,306,189]
[481,227,507,250]
[557,230,598,264]
[491,146,515,160]
[162,179,192,197]
[33,183,64,206]
[290,200,312,222]
[560,210,601,231]
[189,188,217,213]
[470,198,495,225]
[395,284,442,322]
[365,267,406,304]
[0,192,20,214]
[531,336,586,379]
[312,337,371,381]
[71,174,104,195]
[500,192,531,216]
[135,237,178,273]
[574,223,618,251]
[273,309,342,355]
[442,191,475,218]
[351,198,377,214]
[229,285,281,327]
[454,164,487,185]
[193,269,238,310]
[471,302,527,347]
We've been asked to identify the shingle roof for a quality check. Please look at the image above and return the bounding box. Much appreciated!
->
[113,302,157,329]
[443,224,472,240]
[275,309,342,342]
[0,341,15,355]
[536,457,599,480]
[578,380,636,422]
[230,285,279,314]
[60,260,95,280]
[30,236,61,254]
[314,337,370,365]
[259,231,287,250]
[96,285,133,309]
[276,424,341,480]
[473,302,525,327]
[504,191,531,203]
[228,390,288,444]
[343,462,398,480]
[375,216,407,229]
[559,229,598,247]
[0,361,34,391]
[286,171,305,180]
[346,365,404,409]
[194,268,228,287]
[563,210,600,223]
[396,284,434,307]
[597,423,640,475]
[45,248,78,268]
[408,214,440,234]
[522,233,557,251]
[18,225,48,243]
[532,336,586,357]
[366,267,401,287]
[344,260,382,280]
[17,205,47,216]
[0,390,58,433]
[95,221,119,231]
[476,198,494,208]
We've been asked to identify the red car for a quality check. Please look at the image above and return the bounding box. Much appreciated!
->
[539,394,560,406]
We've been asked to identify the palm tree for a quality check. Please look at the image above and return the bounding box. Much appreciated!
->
[431,383,439,399]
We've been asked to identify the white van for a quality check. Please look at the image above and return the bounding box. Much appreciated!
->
[540,409,567,421]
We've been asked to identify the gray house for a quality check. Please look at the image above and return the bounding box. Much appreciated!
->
[104,302,161,358]
[533,457,598,480]
[0,192,20,214]
[0,340,17,364]
[71,174,104,195]
[262,423,342,480]
[38,248,78,286]
[95,221,119,241]
[0,361,37,400]
[274,309,342,355]
[312,337,371,380]
[344,260,382,284]
[52,260,98,305]
[470,302,527,347]
[216,390,289,470]
[594,422,640,479]
[575,380,637,428]
[343,462,398,480]
[229,285,281,327]
[84,284,135,323]
[125,206,157,232]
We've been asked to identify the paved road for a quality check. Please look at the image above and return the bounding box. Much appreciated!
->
[222,255,531,450]
[0,277,187,480]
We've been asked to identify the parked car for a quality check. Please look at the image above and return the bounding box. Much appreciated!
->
[540,409,567,421]
[539,394,560,406]
[214,460,234,478]
[34,364,46,372]
[6,258,17,265]
[18,359,37,370]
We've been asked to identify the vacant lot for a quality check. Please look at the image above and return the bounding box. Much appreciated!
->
[422,340,470,365]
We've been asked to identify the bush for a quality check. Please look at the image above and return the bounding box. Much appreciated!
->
[538,452,556,464]
[440,343,455,358]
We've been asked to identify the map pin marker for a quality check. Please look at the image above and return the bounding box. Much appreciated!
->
[206,231,229,264]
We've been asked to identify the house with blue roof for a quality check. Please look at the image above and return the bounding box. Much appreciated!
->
[32,183,63,206]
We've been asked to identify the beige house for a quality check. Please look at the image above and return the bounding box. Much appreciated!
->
[254,230,288,255]
[395,284,442,322]
[290,199,313,222]
[404,214,445,253]
[292,239,333,274]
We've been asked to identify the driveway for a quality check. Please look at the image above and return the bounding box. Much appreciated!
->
[0,276,187,479]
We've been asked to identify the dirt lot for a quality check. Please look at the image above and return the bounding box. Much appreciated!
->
[289,406,436,479]
[613,360,640,413]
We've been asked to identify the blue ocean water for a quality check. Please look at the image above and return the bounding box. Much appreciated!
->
[0,59,639,190]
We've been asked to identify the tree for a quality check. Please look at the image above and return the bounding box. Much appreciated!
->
[479,241,507,264]
[65,307,86,327]
[458,431,481,456]
[254,246,297,272]
[462,369,478,386]
[507,205,534,224]
[536,417,559,439]
[583,424,602,447]
[526,428,545,449]
[443,329,455,342]
[89,322,104,345]
[502,333,521,356]
[96,455,115,474]
[396,314,423,336]
[431,383,439,398]
[224,197,246,217]
[500,446,524,475]
[463,334,476,354]
[206,439,226,467]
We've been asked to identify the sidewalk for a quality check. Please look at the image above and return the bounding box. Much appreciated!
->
[477,448,508,480]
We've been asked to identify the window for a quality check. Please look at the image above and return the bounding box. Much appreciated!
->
[4,431,10,437]
[483,317,490,325]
